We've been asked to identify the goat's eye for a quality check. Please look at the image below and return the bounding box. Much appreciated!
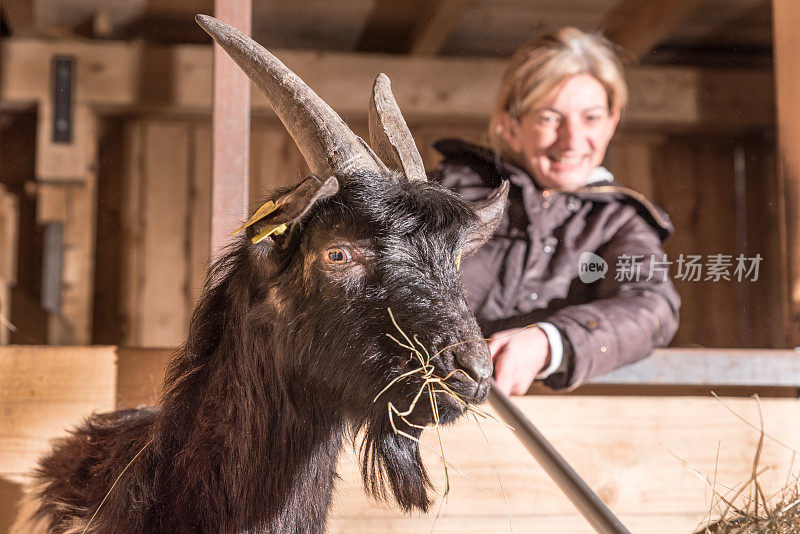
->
[326,247,351,264]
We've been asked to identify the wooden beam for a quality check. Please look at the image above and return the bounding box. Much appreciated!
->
[356,0,425,54]
[0,186,19,346]
[138,121,191,346]
[210,0,251,258]
[602,0,705,59]
[0,0,35,36]
[0,39,775,131]
[0,39,138,105]
[593,348,800,386]
[356,0,467,56]
[773,0,800,346]
[0,185,18,287]
[408,0,470,56]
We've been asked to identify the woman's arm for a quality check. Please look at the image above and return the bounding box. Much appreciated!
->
[542,212,681,389]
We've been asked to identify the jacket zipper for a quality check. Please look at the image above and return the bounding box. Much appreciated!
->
[575,185,670,229]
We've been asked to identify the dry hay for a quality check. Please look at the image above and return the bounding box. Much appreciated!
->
[695,483,800,534]
[692,394,800,534]
[375,308,514,532]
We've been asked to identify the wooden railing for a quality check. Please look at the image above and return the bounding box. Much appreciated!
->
[1,345,798,533]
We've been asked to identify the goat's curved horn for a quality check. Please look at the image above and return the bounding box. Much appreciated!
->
[195,14,386,178]
[368,74,427,183]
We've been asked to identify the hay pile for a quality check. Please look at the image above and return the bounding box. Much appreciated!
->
[692,395,800,534]
[695,483,800,533]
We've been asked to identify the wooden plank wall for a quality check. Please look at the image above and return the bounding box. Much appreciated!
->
[2,346,798,533]
[94,116,780,349]
[0,186,19,346]
[610,132,781,348]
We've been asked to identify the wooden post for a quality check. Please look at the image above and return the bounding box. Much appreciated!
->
[772,0,800,346]
[0,186,19,345]
[210,0,251,258]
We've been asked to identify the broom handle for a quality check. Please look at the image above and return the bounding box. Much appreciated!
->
[488,382,631,534]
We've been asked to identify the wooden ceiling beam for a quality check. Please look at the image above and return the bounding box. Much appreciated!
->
[0,38,775,131]
[602,0,705,60]
[356,0,465,55]
[408,0,469,56]
[1,0,36,36]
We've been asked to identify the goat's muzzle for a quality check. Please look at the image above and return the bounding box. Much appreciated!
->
[439,341,492,404]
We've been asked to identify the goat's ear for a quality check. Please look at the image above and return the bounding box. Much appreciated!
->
[463,180,510,256]
[244,175,339,247]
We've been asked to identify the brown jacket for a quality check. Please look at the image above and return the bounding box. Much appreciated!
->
[430,139,680,389]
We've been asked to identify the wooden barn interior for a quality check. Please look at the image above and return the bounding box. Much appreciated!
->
[1,0,800,532]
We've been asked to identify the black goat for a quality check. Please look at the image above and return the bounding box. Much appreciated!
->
[12,15,508,534]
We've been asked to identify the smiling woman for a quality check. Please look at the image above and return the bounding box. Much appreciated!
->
[498,73,619,191]
[431,27,680,396]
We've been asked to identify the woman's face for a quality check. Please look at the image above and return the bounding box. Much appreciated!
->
[500,73,620,191]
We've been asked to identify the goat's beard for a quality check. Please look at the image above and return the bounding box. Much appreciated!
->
[358,418,432,512]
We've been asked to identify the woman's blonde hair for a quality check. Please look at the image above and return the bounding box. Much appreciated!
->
[489,27,627,157]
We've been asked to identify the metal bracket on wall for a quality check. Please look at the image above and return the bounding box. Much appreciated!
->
[41,221,63,314]
[52,56,74,144]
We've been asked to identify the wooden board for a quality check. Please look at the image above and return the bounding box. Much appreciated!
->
[607,133,664,200]
[2,347,799,532]
[0,39,138,105]
[209,0,251,257]
[0,38,775,131]
[35,103,98,183]
[56,179,97,345]
[773,0,800,344]
[137,121,190,347]
[653,135,742,348]
[119,120,145,346]
[0,186,19,284]
[0,186,18,346]
[189,124,212,309]
[116,347,171,409]
[328,396,800,533]
[0,346,116,476]
[0,285,11,346]
[164,44,775,130]
[602,0,705,59]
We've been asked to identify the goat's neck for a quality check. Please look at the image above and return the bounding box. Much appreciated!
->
[155,313,346,532]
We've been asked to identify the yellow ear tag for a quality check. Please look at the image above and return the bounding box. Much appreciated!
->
[233,200,283,236]
[455,248,463,271]
[233,200,289,243]
[251,223,287,244]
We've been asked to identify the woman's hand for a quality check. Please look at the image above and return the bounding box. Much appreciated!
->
[488,326,551,395]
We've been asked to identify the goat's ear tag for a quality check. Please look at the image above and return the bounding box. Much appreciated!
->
[251,223,287,244]
[233,200,284,236]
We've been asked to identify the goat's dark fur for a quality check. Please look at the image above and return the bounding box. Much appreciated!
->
[14,172,497,533]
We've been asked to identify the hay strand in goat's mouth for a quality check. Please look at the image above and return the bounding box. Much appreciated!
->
[375,308,513,531]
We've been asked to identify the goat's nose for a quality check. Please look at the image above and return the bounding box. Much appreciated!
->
[453,345,493,383]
